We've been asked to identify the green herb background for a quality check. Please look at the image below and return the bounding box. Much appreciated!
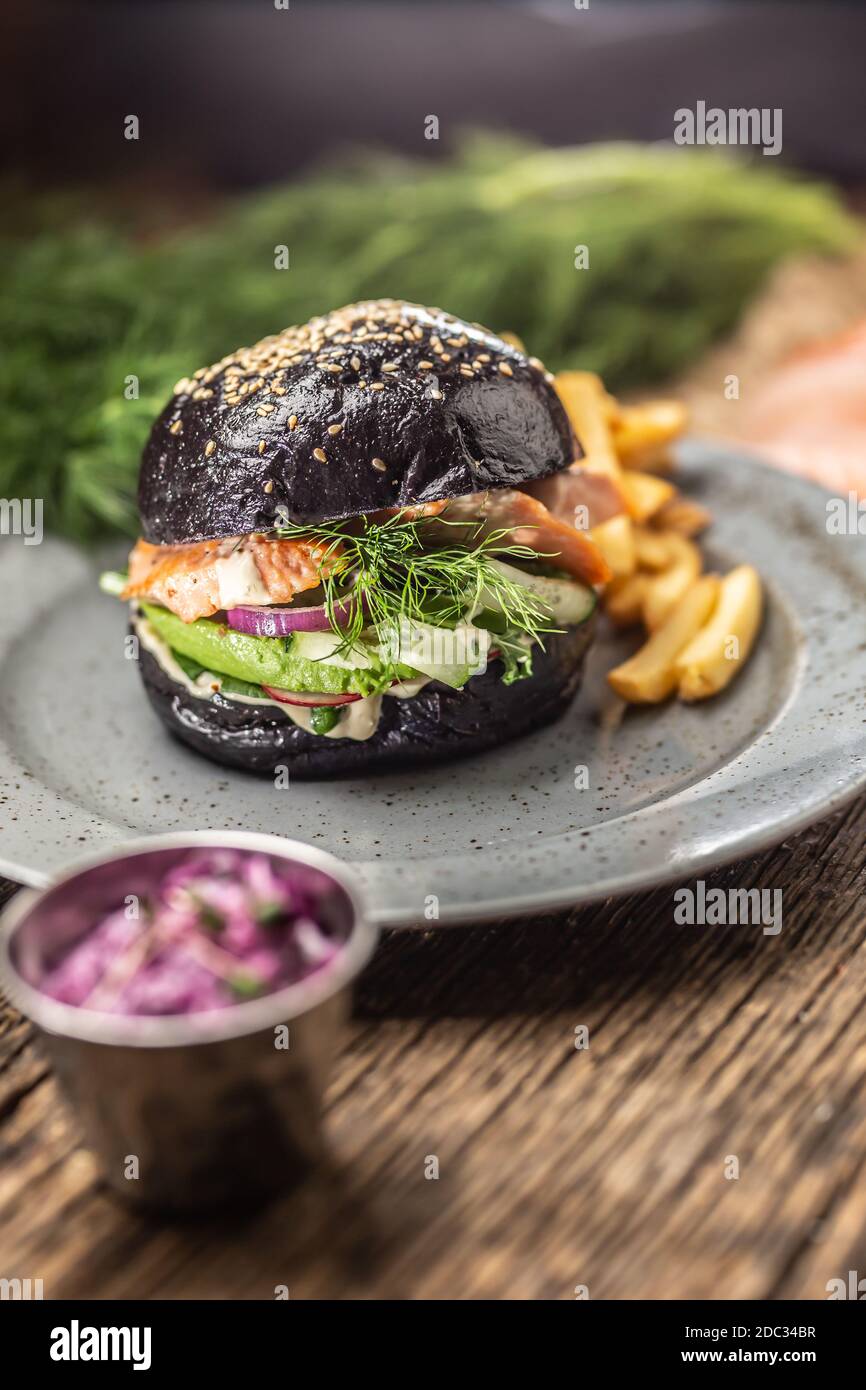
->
[0,135,857,544]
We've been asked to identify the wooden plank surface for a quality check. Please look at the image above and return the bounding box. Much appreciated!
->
[2,792,866,1300]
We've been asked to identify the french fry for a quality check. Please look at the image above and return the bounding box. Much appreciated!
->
[552,377,763,704]
[590,513,636,579]
[619,470,677,522]
[634,526,675,572]
[652,494,712,537]
[624,447,677,475]
[604,573,648,628]
[676,565,763,702]
[608,576,721,703]
[642,535,702,630]
[600,392,621,426]
[611,400,687,466]
[554,372,624,482]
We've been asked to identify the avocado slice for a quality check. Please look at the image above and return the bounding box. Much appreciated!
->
[140,602,413,696]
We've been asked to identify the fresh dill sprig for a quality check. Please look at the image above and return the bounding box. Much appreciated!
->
[276,510,558,663]
[0,138,855,544]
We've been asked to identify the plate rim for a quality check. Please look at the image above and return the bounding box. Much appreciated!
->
[1,441,864,926]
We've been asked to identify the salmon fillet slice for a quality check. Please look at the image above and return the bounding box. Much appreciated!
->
[122,483,609,624]
[437,490,612,586]
[521,465,626,529]
[122,534,336,622]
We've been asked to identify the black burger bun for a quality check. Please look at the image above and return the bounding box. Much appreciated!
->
[139,300,577,545]
[137,616,597,778]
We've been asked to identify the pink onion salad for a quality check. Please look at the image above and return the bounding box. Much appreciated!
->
[39,850,348,1016]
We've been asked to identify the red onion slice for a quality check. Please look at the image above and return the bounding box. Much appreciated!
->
[228,605,329,636]
[226,595,362,637]
[261,686,362,707]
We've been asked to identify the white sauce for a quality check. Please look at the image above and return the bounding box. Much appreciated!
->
[388,676,432,698]
[133,610,428,742]
[214,549,272,609]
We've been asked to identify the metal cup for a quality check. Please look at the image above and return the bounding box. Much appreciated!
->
[0,832,377,1213]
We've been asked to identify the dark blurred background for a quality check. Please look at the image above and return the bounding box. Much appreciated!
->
[3,1,865,193]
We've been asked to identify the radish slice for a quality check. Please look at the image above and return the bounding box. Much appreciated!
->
[227,596,360,637]
[261,686,361,707]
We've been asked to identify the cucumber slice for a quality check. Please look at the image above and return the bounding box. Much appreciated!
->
[481,560,597,626]
[99,570,128,597]
[382,618,491,689]
[290,630,375,670]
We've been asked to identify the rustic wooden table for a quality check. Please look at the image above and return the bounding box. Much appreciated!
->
[2,791,865,1300]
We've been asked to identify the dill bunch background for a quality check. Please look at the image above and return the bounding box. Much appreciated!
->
[0,136,857,544]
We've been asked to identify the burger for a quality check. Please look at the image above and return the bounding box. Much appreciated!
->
[102,300,620,777]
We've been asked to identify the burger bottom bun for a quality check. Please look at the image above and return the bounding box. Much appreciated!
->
[137,616,597,778]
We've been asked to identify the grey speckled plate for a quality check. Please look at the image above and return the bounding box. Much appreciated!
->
[1,443,864,926]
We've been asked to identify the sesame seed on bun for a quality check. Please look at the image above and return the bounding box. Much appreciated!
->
[138,299,578,544]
